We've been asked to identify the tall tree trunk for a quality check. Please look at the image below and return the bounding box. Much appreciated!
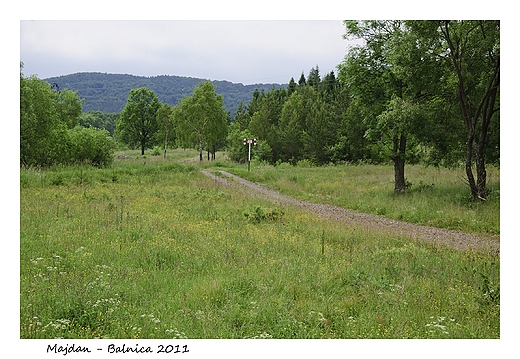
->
[199,141,203,161]
[465,136,489,200]
[441,21,499,200]
[461,71,498,201]
[474,61,499,200]
[475,144,488,199]
[465,134,478,199]
[393,134,407,195]
[163,130,168,159]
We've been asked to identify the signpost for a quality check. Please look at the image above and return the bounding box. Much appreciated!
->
[243,138,257,172]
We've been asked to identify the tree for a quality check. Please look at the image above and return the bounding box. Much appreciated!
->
[116,87,161,155]
[156,103,177,158]
[232,101,251,131]
[390,20,500,199]
[340,20,416,194]
[279,91,305,164]
[176,81,228,161]
[288,77,297,95]
[436,20,499,200]
[248,87,288,163]
[20,65,116,167]
[226,122,252,163]
[79,111,119,136]
[320,71,338,101]
[374,96,424,193]
[307,66,321,90]
[383,21,464,169]
[55,89,84,129]
[20,68,70,166]
[298,72,307,87]
[302,91,339,165]
[341,20,500,198]
[247,89,264,118]
[328,98,374,163]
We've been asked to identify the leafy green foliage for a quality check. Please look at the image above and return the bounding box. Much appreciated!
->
[248,88,288,163]
[226,122,251,163]
[226,20,499,199]
[79,110,119,136]
[116,87,161,155]
[67,126,116,167]
[20,68,88,167]
[55,89,84,129]
[176,81,228,160]
[243,206,284,223]
[155,103,177,157]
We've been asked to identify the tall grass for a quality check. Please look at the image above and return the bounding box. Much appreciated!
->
[20,151,499,339]
[226,163,500,237]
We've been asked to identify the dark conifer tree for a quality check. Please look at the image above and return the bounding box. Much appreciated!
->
[307,66,321,90]
[298,72,307,87]
[288,77,297,95]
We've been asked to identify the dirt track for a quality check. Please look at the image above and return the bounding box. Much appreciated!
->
[201,169,500,254]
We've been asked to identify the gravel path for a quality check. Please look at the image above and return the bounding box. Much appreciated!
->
[201,169,500,254]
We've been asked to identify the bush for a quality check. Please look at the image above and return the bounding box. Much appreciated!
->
[226,123,251,163]
[244,206,284,223]
[67,126,116,167]
[296,159,314,168]
[150,146,162,156]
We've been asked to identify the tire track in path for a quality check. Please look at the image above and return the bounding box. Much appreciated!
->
[201,169,500,254]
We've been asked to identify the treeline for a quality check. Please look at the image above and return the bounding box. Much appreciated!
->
[115,81,228,161]
[20,65,230,168]
[21,21,499,200]
[227,68,366,166]
[229,20,499,200]
[44,72,282,116]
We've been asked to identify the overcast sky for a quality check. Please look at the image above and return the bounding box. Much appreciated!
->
[20,20,354,85]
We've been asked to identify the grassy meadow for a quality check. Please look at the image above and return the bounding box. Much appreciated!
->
[228,162,500,237]
[20,150,499,339]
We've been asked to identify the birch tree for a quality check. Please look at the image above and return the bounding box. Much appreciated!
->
[176,81,228,161]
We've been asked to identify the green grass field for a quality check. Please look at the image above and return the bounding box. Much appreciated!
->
[227,162,500,237]
[20,150,499,339]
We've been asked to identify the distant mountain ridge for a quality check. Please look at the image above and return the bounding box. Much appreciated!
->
[44,72,284,116]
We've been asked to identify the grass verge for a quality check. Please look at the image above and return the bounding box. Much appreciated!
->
[224,162,499,237]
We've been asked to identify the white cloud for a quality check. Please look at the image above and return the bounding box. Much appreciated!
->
[20,20,349,84]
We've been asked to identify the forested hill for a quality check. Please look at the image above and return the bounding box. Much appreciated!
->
[44,72,283,116]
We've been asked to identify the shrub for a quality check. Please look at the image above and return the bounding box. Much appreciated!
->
[244,206,284,223]
[150,146,162,156]
[67,126,116,167]
[296,159,314,168]
[226,123,251,163]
